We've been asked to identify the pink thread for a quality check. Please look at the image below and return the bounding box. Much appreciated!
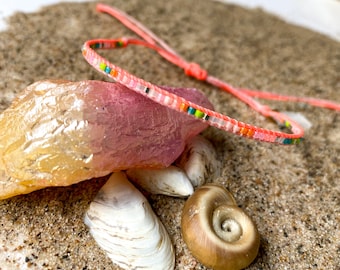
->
[184,63,208,81]
[81,4,340,145]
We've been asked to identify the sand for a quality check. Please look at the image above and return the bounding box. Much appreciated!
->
[0,0,339,269]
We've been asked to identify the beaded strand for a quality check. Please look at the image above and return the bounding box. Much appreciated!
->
[82,4,340,145]
[82,38,301,145]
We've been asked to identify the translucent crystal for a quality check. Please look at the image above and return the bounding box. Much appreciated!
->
[0,80,213,199]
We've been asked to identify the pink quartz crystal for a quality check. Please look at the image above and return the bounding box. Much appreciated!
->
[0,80,213,199]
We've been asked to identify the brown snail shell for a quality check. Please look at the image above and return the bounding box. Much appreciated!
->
[181,184,260,270]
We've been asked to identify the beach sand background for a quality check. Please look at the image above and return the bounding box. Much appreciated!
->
[0,0,339,269]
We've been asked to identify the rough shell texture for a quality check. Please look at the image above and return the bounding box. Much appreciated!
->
[175,135,221,187]
[0,80,213,199]
[126,165,194,197]
[84,172,175,270]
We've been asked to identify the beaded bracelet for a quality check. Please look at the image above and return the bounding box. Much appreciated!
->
[82,4,340,145]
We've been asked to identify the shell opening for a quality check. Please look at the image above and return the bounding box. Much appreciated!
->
[212,205,243,243]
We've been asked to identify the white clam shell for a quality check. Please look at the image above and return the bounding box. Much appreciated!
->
[176,135,221,187]
[126,165,194,197]
[84,172,175,270]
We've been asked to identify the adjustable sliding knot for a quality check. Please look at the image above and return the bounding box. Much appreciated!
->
[184,62,208,81]
[82,4,340,144]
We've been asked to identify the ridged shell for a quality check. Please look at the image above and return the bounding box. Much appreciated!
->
[84,172,175,270]
[126,165,194,197]
[175,135,221,187]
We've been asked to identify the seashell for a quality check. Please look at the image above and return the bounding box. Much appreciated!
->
[175,135,221,187]
[0,80,213,200]
[181,183,260,270]
[126,165,194,197]
[84,171,175,270]
[282,111,312,130]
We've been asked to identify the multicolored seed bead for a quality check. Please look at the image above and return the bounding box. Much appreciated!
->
[82,38,305,145]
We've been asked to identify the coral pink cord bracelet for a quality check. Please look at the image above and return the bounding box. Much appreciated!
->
[82,4,340,145]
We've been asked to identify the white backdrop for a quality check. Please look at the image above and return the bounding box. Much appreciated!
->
[217,0,340,41]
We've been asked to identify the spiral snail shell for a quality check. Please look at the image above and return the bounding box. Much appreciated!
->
[181,184,260,270]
